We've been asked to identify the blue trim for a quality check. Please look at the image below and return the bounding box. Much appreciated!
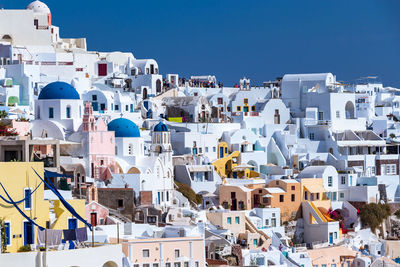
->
[0,182,44,231]
[33,168,92,231]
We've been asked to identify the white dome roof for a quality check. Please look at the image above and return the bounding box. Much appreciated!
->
[26,1,50,14]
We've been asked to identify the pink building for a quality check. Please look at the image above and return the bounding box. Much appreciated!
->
[11,120,30,136]
[81,102,118,180]
[122,236,205,267]
[85,200,110,226]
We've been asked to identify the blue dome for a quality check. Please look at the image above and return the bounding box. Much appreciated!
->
[108,118,140,138]
[153,121,169,132]
[38,81,80,100]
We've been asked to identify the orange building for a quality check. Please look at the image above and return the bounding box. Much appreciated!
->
[264,179,301,222]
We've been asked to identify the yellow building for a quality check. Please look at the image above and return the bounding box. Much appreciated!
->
[51,199,86,230]
[0,162,87,253]
[0,162,49,253]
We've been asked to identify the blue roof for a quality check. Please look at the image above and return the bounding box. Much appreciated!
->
[108,118,140,138]
[153,121,169,132]
[38,81,80,100]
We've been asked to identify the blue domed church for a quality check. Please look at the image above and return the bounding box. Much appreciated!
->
[32,81,83,139]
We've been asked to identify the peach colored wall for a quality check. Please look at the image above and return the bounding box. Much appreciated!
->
[206,211,245,236]
[266,180,301,222]
[122,237,205,267]
[219,185,251,210]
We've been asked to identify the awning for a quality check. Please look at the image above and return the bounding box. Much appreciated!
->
[304,184,326,193]
[188,166,213,172]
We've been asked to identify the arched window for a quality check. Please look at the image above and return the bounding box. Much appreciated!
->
[49,107,54,118]
[66,105,71,118]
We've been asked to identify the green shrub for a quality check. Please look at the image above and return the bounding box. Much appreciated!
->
[175,180,202,205]
[18,245,31,252]
[360,203,391,232]
[394,209,400,219]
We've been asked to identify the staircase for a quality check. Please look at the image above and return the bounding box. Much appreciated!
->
[245,216,272,249]
[108,208,132,223]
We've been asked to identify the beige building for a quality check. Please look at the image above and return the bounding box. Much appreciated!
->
[206,210,246,236]
[307,246,356,267]
[122,236,205,267]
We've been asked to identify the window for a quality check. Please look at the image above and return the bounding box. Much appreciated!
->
[279,195,284,202]
[235,216,240,224]
[195,262,199,267]
[322,265,327,267]
[213,147,216,152]
[272,213,275,217]
[174,263,181,267]
[251,106,255,111]
[49,107,54,118]
[291,194,295,202]
[291,186,295,190]
[227,217,232,224]
[309,133,315,140]
[265,219,269,225]
[318,112,323,120]
[313,265,319,267]
[184,262,189,267]
[142,249,150,257]
[4,222,10,245]
[126,105,129,111]
[331,264,336,267]
[117,199,124,208]
[336,111,340,118]
[66,106,71,118]
[115,104,119,111]
[328,176,333,187]
[304,191,308,200]
[334,232,337,239]
[244,98,248,104]
[384,164,397,175]
[24,188,32,209]
[316,193,320,200]
[92,95,97,101]
[174,249,180,258]
[341,176,346,185]
[153,264,159,267]
[371,167,375,175]
[340,192,344,199]
[134,265,139,267]
[253,239,258,246]
[237,106,241,112]
[143,264,150,267]
[217,98,223,105]
[166,264,171,267]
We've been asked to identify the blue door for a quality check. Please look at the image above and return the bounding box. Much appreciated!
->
[329,233,333,244]
[23,221,34,246]
[220,147,224,158]
[68,218,78,249]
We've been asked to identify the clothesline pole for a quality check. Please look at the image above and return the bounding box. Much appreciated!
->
[44,228,47,267]
[117,223,119,244]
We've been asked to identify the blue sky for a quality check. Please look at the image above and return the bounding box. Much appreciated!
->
[2,0,400,86]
